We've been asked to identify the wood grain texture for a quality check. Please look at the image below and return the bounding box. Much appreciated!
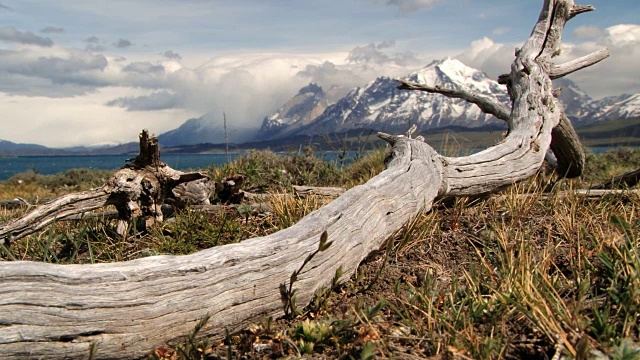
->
[292,185,346,198]
[0,1,600,358]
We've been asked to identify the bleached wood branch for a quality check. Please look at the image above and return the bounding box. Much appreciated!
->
[396,80,511,121]
[397,75,585,178]
[0,1,601,359]
[499,49,610,85]
[550,49,610,79]
[0,196,58,210]
[550,112,585,178]
[569,4,594,19]
[1,189,111,244]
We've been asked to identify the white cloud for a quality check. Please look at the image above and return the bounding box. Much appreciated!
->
[455,24,640,99]
[0,89,200,147]
[455,37,512,79]
[2,18,638,147]
[558,24,640,98]
[344,40,420,66]
[604,24,640,47]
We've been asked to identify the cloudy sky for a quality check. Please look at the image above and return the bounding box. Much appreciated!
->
[0,0,638,147]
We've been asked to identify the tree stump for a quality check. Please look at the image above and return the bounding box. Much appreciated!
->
[0,130,207,243]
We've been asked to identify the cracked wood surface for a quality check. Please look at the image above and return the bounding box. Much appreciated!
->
[0,1,600,358]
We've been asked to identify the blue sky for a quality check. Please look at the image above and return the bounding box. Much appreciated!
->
[0,0,638,146]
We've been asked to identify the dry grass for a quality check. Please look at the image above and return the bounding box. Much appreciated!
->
[1,147,640,359]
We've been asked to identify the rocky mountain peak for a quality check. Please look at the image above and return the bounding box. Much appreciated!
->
[297,82,324,96]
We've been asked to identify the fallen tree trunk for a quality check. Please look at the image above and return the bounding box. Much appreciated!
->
[0,1,606,359]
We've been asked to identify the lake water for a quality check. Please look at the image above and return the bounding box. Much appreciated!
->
[0,146,633,181]
[0,152,357,181]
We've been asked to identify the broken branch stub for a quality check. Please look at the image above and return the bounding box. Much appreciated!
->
[0,2,605,359]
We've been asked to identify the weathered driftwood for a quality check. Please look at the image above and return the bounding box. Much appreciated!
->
[550,112,585,177]
[293,185,346,198]
[0,196,58,210]
[215,174,247,204]
[243,186,346,202]
[0,130,207,244]
[494,188,640,201]
[170,178,215,207]
[591,168,640,190]
[0,1,601,358]
[59,203,273,223]
[397,79,589,179]
[191,203,273,215]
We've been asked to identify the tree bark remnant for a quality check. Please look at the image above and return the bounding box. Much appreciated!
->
[0,1,605,359]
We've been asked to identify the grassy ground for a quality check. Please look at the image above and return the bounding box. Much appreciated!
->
[1,147,639,359]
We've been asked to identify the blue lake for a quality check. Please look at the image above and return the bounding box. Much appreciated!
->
[0,152,357,181]
[0,154,239,181]
[0,146,634,181]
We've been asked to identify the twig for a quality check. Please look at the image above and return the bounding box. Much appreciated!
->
[590,168,640,190]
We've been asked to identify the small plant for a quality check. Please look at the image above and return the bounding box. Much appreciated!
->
[309,265,343,315]
[280,230,332,318]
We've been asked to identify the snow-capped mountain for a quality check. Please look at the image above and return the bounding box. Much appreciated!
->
[258,58,635,140]
[258,83,345,140]
[553,78,600,123]
[287,58,510,136]
[593,94,640,120]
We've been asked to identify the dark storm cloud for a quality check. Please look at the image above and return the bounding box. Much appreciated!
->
[0,49,110,96]
[163,50,181,60]
[0,27,53,47]
[113,38,133,48]
[85,43,107,52]
[106,91,180,111]
[123,61,164,74]
[40,26,64,34]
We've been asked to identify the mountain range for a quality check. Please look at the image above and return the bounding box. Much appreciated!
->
[258,58,640,140]
[2,58,640,155]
